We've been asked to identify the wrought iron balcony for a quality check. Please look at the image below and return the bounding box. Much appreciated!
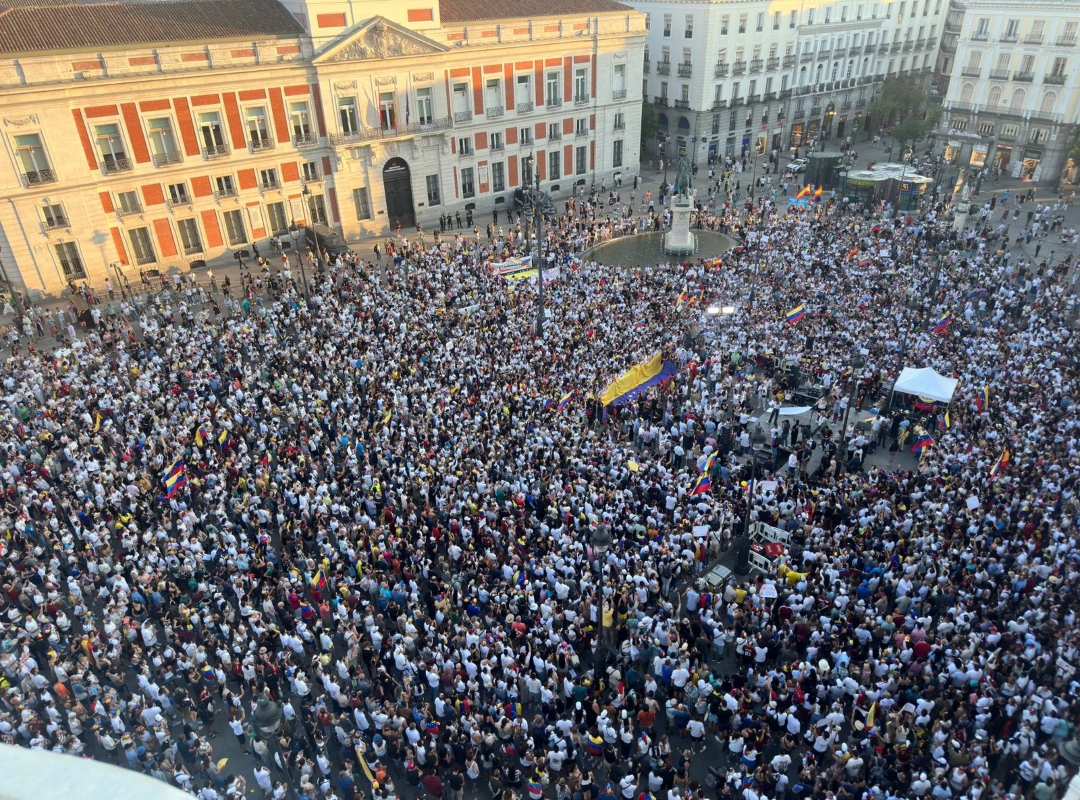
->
[575,128,589,138]
[574,95,590,106]
[21,167,56,186]
[1013,71,1035,82]
[989,69,1010,80]
[517,101,534,114]
[656,61,671,75]
[1057,36,1076,46]
[643,60,650,74]
[548,129,561,141]
[292,133,318,147]
[715,63,729,77]
[673,99,690,109]
[1044,73,1067,85]
[183,245,203,256]
[152,151,183,167]
[326,117,453,145]
[42,216,68,230]
[613,89,627,100]
[768,57,780,70]
[249,137,274,152]
[453,110,473,122]
[779,88,792,99]
[214,187,238,199]
[101,157,133,174]
[732,60,746,74]
[971,31,989,41]
[486,106,505,119]
[783,55,796,67]
[653,95,669,106]
[764,91,777,100]
[1000,33,1018,43]
[458,146,474,157]
[711,100,727,110]
[202,143,229,159]
[750,58,763,72]
[960,67,981,77]
[545,97,561,109]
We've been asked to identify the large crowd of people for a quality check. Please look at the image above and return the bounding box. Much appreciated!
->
[0,153,1078,800]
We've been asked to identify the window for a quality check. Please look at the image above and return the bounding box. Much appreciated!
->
[739,14,747,33]
[460,167,476,198]
[841,5,848,20]
[267,202,287,233]
[1004,19,1019,39]
[94,123,130,172]
[40,203,67,229]
[576,118,588,136]
[339,97,359,134]
[214,175,236,198]
[612,139,624,169]
[167,182,190,205]
[575,145,587,174]
[685,15,693,37]
[246,107,272,148]
[290,101,313,141]
[302,161,319,182]
[13,133,53,183]
[128,227,156,265]
[379,92,396,130]
[452,83,470,119]
[198,111,227,155]
[774,11,780,29]
[807,9,815,24]
[977,121,995,136]
[614,64,627,96]
[548,150,561,180]
[490,131,504,150]
[712,114,720,135]
[548,122,561,140]
[177,218,202,254]
[614,111,626,130]
[147,118,180,165]
[458,136,473,155]
[117,190,141,214]
[259,168,279,189]
[520,126,533,145]
[574,68,588,103]
[222,209,246,245]
[491,161,506,191]
[54,242,85,280]
[644,12,650,29]
[681,84,690,102]
[663,13,671,35]
[416,87,434,125]
[790,10,797,28]
[546,71,561,107]
[756,12,764,31]
[515,75,531,109]
[1051,57,1067,77]
[1020,54,1034,74]
[306,193,327,225]
[485,79,502,111]
[425,175,441,206]
[721,15,729,35]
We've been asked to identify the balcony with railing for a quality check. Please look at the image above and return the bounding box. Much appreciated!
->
[764,91,776,100]
[989,69,1010,80]
[458,145,474,157]
[961,66,981,77]
[654,95,669,106]
[944,16,961,34]
[643,59,651,74]
[1013,70,1035,82]
[729,96,744,107]
[864,43,876,54]
[453,109,473,122]
[840,100,851,110]
[214,186,238,199]
[711,100,727,110]
[260,179,279,191]
[575,127,589,138]
[490,140,505,150]
[574,94,590,106]
[486,106,504,119]
[750,58,763,72]
[855,97,866,107]
[927,37,937,48]
[517,101,534,114]
[779,88,792,99]
[1057,35,1076,46]
[890,41,902,52]
[971,31,989,41]
[847,45,860,56]
[656,61,671,75]
[801,50,814,62]
[1000,33,1018,43]
[715,63,729,77]
[613,89,627,100]
[1023,33,1043,44]
[878,42,890,54]
[168,193,191,207]
[1045,73,1067,85]
[810,106,822,116]
[818,48,831,58]
[793,107,806,119]
[292,132,318,147]
[327,116,453,145]
[101,157,133,174]
[42,215,68,231]
[783,54,796,67]
[673,99,690,109]
[547,129,561,141]
[183,244,203,256]
[745,93,759,104]
[614,119,626,130]
[152,151,182,167]
[941,37,957,54]
[678,62,692,77]
[545,96,561,109]
[902,40,913,51]
[732,59,746,74]
[249,137,274,153]
[768,57,780,70]
[915,38,926,49]
[202,143,229,160]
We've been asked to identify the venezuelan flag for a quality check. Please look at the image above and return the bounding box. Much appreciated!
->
[556,391,574,412]
[312,569,328,592]
[989,447,1011,480]
[785,304,806,324]
[542,398,553,411]
[913,396,937,413]
[585,325,596,338]
[975,385,989,413]
[689,471,712,496]
[910,433,935,454]
[599,352,677,407]
[194,425,209,447]
[634,320,647,329]
[218,429,229,447]
[162,458,186,498]
[702,451,718,474]
[932,313,952,334]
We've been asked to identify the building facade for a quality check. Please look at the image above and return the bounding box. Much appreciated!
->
[0,0,645,295]
[627,0,942,166]
[937,0,1079,183]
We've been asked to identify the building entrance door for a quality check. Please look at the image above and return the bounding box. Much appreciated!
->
[383,158,414,229]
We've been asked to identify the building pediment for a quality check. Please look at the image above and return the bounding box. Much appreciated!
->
[317,17,447,63]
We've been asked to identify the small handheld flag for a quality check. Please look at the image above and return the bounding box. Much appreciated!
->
[675,286,689,310]
[845,245,859,260]
[910,433,935,454]
[796,185,811,199]
[975,385,989,414]
[689,471,712,496]
[556,391,574,412]
[932,313,952,335]
[814,186,823,198]
[989,447,1011,480]
[785,304,806,325]
[634,320,647,329]
[162,458,186,498]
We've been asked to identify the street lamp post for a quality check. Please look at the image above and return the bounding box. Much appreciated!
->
[707,304,737,421]
[287,222,311,301]
[109,262,128,300]
[835,353,866,477]
[301,187,322,270]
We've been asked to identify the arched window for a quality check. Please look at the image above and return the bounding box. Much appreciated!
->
[987,86,1002,107]
[1040,90,1057,115]
[799,65,808,86]
[657,113,669,128]
[677,116,691,130]
[1009,88,1026,113]
[960,82,974,103]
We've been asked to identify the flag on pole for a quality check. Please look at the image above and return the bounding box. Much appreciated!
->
[796,185,812,199]
[845,245,859,260]
[989,447,1011,480]
[162,458,186,498]
[556,391,574,412]
[689,471,712,496]
[312,569,328,592]
[910,433,935,454]
[932,313,952,334]
[675,286,689,310]
[785,304,806,324]
[405,93,411,125]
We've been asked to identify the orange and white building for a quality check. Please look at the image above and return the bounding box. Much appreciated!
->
[0,0,645,294]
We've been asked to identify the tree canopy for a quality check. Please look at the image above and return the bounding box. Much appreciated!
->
[640,100,659,142]
[869,76,941,148]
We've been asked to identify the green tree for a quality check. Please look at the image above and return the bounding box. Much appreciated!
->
[869,76,940,154]
[640,100,658,143]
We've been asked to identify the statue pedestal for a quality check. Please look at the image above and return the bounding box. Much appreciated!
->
[664,198,697,256]
[953,200,970,231]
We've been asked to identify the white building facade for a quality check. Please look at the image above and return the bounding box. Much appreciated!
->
[938,0,1079,183]
[627,0,943,166]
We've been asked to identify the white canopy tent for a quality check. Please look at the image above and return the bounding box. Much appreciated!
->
[892,367,959,404]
